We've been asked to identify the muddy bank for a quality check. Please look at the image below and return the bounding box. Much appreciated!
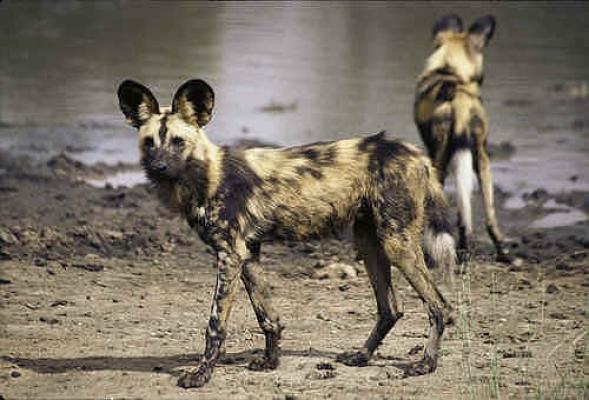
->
[0,152,587,399]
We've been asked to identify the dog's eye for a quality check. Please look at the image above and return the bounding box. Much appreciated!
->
[172,137,185,148]
[143,137,154,149]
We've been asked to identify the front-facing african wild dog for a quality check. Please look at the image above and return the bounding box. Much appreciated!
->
[414,15,513,263]
[118,79,456,388]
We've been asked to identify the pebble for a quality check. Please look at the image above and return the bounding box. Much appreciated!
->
[548,312,567,320]
[306,367,337,380]
[546,283,560,294]
[39,316,60,325]
[312,262,357,280]
[502,349,532,359]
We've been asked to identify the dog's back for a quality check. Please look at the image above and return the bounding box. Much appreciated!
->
[235,132,434,242]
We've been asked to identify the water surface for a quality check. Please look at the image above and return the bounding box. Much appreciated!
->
[1,2,588,204]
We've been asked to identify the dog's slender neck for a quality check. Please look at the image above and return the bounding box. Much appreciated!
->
[183,132,223,205]
[431,67,483,87]
[417,66,482,101]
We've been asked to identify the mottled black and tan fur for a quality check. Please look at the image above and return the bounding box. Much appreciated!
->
[118,79,457,388]
[414,14,513,263]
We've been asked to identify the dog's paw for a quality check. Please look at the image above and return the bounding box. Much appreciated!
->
[402,356,437,378]
[495,248,523,267]
[456,248,472,265]
[177,364,212,389]
[248,355,279,371]
[336,351,370,367]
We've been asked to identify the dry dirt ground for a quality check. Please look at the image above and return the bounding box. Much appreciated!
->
[0,152,587,399]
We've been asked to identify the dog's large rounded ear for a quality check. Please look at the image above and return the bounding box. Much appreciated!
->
[172,79,215,127]
[117,80,159,128]
[433,14,463,39]
[468,15,496,52]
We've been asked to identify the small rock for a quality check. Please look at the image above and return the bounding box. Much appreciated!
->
[72,263,104,272]
[330,262,357,279]
[502,349,532,359]
[316,313,330,321]
[11,370,21,378]
[50,300,68,307]
[39,316,59,325]
[555,261,573,271]
[311,269,330,280]
[47,261,63,270]
[312,262,357,280]
[523,188,549,204]
[0,228,18,245]
[306,363,337,380]
[33,258,47,267]
[316,362,335,370]
[546,283,560,294]
[518,278,532,288]
[549,312,567,320]
[510,257,524,268]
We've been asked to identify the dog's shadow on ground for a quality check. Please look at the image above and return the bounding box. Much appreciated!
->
[5,348,416,377]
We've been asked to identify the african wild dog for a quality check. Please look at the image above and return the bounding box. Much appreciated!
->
[118,79,456,388]
[414,15,514,263]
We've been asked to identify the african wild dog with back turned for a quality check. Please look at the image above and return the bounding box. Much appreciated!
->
[118,79,457,388]
[414,15,514,263]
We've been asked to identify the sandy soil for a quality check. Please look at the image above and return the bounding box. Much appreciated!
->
[0,151,587,400]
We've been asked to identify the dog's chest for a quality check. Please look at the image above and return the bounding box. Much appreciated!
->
[186,205,217,245]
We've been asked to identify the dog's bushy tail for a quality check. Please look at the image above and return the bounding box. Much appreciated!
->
[424,165,457,271]
[450,148,475,236]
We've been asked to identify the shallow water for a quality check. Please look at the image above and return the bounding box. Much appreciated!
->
[1,2,588,209]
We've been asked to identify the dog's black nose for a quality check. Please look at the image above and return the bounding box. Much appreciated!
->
[149,160,167,172]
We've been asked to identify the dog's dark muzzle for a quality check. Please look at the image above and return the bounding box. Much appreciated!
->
[142,150,180,182]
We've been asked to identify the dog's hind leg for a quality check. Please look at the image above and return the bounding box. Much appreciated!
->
[241,242,284,371]
[472,142,513,263]
[337,216,403,367]
[381,232,452,377]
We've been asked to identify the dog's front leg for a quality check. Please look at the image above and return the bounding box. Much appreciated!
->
[178,241,246,389]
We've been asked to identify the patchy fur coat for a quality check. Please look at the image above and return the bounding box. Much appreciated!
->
[118,79,456,388]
